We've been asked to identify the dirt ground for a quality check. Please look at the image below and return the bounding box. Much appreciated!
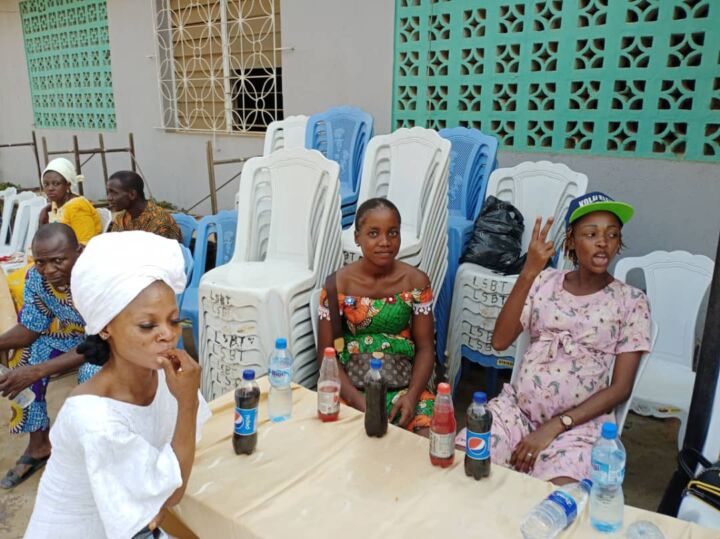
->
[0,363,682,538]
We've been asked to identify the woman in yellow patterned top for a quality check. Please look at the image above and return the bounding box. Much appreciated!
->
[38,158,102,244]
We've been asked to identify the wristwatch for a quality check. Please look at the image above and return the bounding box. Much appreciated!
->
[560,415,574,431]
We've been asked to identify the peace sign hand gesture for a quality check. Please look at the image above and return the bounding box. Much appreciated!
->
[522,216,556,279]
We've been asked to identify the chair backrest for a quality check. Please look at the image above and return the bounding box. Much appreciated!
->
[357,127,451,239]
[233,148,340,272]
[614,251,713,370]
[439,127,498,221]
[11,196,46,253]
[172,212,197,248]
[511,321,658,435]
[188,210,238,288]
[0,191,38,246]
[485,161,588,254]
[96,207,112,232]
[310,288,321,346]
[263,115,309,156]
[306,106,374,195]
[23,197,49,253]
[0,187,17,200]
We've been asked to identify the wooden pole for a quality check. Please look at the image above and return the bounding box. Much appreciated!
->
[31,131,42,187]
[98,134,108,183]
[128,132,137,172]
[206,140,218,214]
[72,136,84,196]
[41,136,49,166]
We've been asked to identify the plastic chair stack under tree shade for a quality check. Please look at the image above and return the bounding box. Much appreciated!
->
[510,322,658,436]
[434,127,499,368]
[305,106,374,229]
[263,115,309,157]
[179,210,238,351]
[172,212,198,249]
[198,148,342,400]
[614,250,714,449]
[341,127,451,297]
[446,161,588,394]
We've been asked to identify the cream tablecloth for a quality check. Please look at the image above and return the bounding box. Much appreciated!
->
[172,380,716,539]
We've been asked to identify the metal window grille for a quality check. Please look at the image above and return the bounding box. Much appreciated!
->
[19,0,116,130]
[153,0,283,134]
[392,0,720,162]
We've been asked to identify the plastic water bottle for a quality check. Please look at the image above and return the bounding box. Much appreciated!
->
[520,479,592,539]
[590,422,626,533]
[317,347,340,422]
[0,364,35,408]
[268,338,292,422]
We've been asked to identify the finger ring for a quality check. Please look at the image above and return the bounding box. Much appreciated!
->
[527,452,533,458]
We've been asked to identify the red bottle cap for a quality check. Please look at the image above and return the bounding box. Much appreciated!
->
[324,347,336,356]
[437,383,451,395]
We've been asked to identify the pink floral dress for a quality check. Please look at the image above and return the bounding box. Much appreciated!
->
[486,268,651,481]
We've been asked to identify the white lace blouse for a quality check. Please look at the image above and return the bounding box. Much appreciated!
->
[24,370,211,539]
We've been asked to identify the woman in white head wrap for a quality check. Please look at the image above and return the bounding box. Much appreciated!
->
[25,231,210,539]
[39,157,102,245]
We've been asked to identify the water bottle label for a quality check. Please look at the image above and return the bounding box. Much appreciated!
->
[430,432,455,459]
[465,429,491,460]
[591,457,625,484]
[317,389,340,414]
[269,366,292,387]
[234,406,257,436]
[548,491,578,522]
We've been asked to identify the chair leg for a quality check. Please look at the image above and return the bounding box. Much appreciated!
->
[485,367,499,399]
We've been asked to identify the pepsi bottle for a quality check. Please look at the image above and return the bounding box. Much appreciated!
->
[233,369,260,455]
[465,391,492,480]
[364,358,387,438]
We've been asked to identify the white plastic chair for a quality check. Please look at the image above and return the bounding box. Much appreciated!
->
[198,148,342,400]
[446,162,589,391]
[614,251,714,448]
[310,288,321,347]
[510,321,658,436]
[0,191,39,249]
[0,196,46,259]
[97,207,112,232]
[341,127,451,296]
[262,115,309,156]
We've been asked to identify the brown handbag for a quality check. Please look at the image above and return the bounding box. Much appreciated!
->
[325,272,412,390]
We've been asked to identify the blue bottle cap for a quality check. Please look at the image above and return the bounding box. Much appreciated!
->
[369,358,382,370]
[601,422,618,439]
[580,478,593,490]
[275,338,287,350]
[473,391,487,404]
[242,369,256,381]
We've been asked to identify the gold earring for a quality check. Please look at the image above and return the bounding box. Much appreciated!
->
[99,332,109,340]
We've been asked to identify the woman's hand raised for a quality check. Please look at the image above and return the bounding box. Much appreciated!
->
[158,349,200,406]
[522,216,556,279]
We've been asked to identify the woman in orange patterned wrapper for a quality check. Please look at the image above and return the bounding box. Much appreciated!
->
[317,198,436,433]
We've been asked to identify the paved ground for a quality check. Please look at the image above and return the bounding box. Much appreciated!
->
[0,362,681,537]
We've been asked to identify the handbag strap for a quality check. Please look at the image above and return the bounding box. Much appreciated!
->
[679,447,714,479]
[325,272,345,354]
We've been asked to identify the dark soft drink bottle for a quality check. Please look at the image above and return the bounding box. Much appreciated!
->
[430,383,456,467]
[465,391,492,480]
[233,369,260,455]
[364,358,387,437]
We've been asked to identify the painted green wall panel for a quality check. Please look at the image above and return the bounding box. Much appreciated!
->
[392,0,720,162]
[20,0,116,130]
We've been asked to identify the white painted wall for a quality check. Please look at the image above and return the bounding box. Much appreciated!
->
[0,0,717,261]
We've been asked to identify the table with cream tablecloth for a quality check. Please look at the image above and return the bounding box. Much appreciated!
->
[171,379,716,539]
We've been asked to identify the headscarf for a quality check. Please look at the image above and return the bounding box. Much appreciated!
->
[71,231,187,335]
[43,157,82,193]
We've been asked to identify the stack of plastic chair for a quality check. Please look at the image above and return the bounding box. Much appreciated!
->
[434,127,498,368]
[172,212,198,249]
[615,250,714,449]
[198,148,342,400]
[179,210,238,351]
[446,161,588,394]
[97,207,113,232]
[263,115,309,156]
[305,106,373,229]
[0,191,38,248]
[341,127,451,296]
[0,195,47,273]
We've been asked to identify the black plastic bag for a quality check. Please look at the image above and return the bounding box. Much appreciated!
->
[460,195,526,275]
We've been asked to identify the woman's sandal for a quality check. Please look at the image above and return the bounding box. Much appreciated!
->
[0,454,50,489]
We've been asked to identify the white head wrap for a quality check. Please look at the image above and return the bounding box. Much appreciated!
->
[43,157,82,193]
[71,231,187,335]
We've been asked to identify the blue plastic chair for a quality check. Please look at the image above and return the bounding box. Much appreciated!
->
[305,106,373,228]
[175,243,194,351]
[179,210,238,349]
[434,128,499,369]
[172,213,198,249]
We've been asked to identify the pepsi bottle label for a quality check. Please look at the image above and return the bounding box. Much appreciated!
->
[234,406,258,436]
[465,429,491,460]
[548,490,578,522]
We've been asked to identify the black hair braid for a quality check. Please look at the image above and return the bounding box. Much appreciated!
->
[77,335,111,366]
